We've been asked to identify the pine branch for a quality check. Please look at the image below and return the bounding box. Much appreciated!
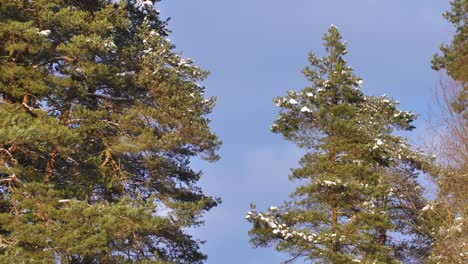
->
[8,143,17,154]
[65,119,84,125]
[33,56,76,68]
[0,148,17,164]
[106,121,127,134]
[21,95,38,116]
[0,175,21,184]
[87,93,133,101]
[21,102,38,116]
[284,249,306,264]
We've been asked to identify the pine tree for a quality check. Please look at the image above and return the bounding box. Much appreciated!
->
[0,0,220,263]
[422,1,468,262]
[246,26,432,263]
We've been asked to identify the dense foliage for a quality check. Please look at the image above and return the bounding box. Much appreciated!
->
[246,26,433,263]
[432,0,467,83]
[0,0,220,263]
[432,0,467,115]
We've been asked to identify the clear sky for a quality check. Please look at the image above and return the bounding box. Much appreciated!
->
[157,1,451,263]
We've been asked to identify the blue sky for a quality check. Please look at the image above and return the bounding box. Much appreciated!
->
[158,1,451,263]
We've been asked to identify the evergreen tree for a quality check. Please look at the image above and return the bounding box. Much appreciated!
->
[422,0,467,262]
[246,26,432,263]
[0,0,220,263]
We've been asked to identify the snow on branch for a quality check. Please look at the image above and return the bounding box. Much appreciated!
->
[87,93,133,101]
[246,207,318,242]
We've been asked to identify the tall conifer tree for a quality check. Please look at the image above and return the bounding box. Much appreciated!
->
[0,0,220,263]
[246,26,432,263]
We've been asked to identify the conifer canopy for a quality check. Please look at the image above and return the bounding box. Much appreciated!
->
[0,0,220,263]
[247,26,433,264]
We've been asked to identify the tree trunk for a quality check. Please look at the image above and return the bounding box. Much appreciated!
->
[45,104,70,179]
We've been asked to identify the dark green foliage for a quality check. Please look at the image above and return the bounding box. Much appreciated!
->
[432,0,467,82]
[432,0,467,115]
[247,26,432,263]
[0,0,220,263]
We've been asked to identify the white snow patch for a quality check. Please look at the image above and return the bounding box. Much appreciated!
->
[422,204,433,211]
[116,71,135,76]
[38,30,51,36]
[301,106,312,113]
